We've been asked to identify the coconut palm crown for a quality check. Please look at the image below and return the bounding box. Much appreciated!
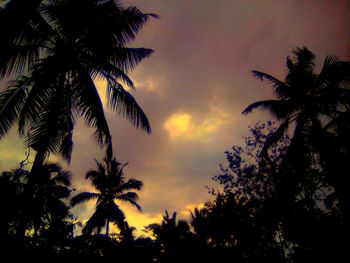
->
[71,157,143,236]
[242,47,350,162]
[0,0,158,176]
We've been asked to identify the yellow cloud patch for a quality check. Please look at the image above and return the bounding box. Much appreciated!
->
[163,107,230,141]
[122,206,163,237]
[164,113,194,139]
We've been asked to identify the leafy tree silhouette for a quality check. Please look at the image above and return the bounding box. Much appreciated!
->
[206,121,346,261]
[146,210,199,262]
[0,163,72,255]
[71,157,143,237]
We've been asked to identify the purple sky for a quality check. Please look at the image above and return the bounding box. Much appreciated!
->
[0,0,349,235]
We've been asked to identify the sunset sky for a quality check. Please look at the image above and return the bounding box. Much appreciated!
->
[0,0,349,236]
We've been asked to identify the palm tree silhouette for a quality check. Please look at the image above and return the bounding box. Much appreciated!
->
[242,47,350,227]
[0,0,158,179]
[71,157,143,237]
[243,47,347,163]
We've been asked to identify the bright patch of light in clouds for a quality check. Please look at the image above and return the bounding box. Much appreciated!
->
[163,106,230,141]
[164,112,193,139]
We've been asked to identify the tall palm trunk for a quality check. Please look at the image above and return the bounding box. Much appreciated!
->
[30,145,47,182]
[30,73,65,181]
[106,219,110,237]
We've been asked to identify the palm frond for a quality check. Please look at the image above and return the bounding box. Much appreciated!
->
[82,207,105,235]
[116,192,142,212]
[108,202,127,230]
[106,78,151,133]
[292,47,315,72]
[110,6,159,45]
[0,78,29,138]
[74,69,113,157]
[46,163,72,187]
[85,169,103,180]
[111,47,154,73]
[0,0,49,78]
[118,178,143,192]
[319,55,339,79]
[87,58,136,89]
[24,78,76,162]
[85,169,108,193]
[242,99,292,120]
[0,44,40,77]
[17,57,61,135]
[252,70,288,99]
[70,192,100,207]
[260,121,289,162]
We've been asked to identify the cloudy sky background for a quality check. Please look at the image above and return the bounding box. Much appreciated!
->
[0,0,349,235]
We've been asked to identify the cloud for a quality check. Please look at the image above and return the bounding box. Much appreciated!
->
[164,112,193,139]
[164,106,231,141]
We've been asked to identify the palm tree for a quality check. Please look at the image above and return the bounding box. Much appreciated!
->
[0,0,157,179]
[243,47,348,163]
[190,207,210,244]
[146,211,190,242]
[242,47,350,224]
[71,157,143,237]
[146,210,199,262]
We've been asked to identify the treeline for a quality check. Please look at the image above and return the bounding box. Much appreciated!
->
[1,47,349,261]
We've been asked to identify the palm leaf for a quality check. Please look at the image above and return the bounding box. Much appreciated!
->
[74,69,113,158]
[71,192,100,207]
[292,47,315,72]
[82,206,106,235]
[260,121,289,162]
[252,70,288,99]
[106,78,151,133]
[118,178,143,192]
[107,202,127,230]
[117,192,142,212]
[24,77,76,162]
[110,47,154,73]
[242,99,292,120]
[110,6,159,45]
[0,79,28,138]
